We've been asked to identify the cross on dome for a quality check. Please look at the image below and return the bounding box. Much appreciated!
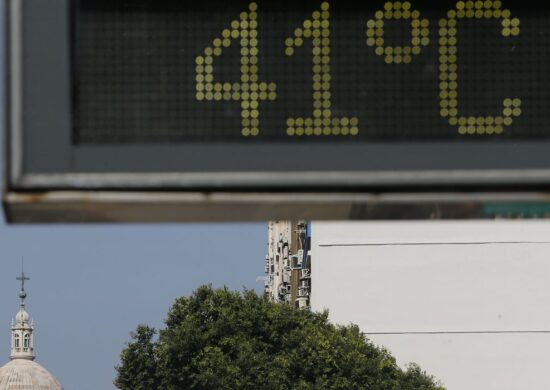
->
[16,270,29,308]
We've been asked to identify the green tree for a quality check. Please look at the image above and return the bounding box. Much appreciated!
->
[115,285,445,390]
[115,325,160,390]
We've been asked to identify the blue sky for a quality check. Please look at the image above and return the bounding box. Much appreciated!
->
[0,221,267,389]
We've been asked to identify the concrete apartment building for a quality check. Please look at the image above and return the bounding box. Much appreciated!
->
[265,221,311,309]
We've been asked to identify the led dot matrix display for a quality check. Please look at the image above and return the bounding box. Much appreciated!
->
[75,0,548,143]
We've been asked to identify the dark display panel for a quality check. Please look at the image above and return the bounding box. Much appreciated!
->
[74,0,546,143]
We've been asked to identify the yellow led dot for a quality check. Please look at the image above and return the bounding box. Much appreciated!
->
[242,128,250,137]
[287,128,295,136]
[250,128,259,136]
[350,127,359,136]
[458,126,467,134]
[495,125,504,134]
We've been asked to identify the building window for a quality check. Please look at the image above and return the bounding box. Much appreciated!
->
[14,334,20,348]
[24,334,30,349]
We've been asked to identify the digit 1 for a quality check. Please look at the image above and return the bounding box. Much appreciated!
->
[366,1,431,64]
[439,1,521,136]
[195,2,277,137]
[285,2,359,137]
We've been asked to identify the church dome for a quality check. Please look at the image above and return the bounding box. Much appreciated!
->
[0,270,63,390]
[0,359,62,390]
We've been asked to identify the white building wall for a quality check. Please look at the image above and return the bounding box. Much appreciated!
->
[311,221,550,390]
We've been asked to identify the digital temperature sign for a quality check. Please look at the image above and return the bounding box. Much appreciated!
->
[7,0,550,222]
[74,0,541,143]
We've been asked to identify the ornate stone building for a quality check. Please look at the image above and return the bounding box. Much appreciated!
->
[0,272,63,390]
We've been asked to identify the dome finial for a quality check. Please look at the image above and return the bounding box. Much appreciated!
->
[16,259,29,309]
[11,262,34,361]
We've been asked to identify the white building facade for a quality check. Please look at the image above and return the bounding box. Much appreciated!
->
[310,221,550,390]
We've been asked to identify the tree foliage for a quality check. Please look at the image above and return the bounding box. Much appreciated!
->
[115,285,445,390]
